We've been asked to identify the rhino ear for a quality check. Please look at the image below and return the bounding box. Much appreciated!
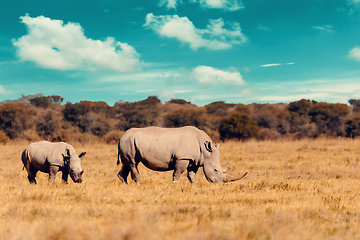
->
[79,152,86,159]
[66,149,70,157]
[204,141,212,153]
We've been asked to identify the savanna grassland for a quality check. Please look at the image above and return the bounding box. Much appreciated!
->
[1,138,360,240]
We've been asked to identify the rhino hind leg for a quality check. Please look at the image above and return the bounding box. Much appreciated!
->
[117,165,130,184]
[130,165,141,183]
[28,174,37,184]
[27,166,38,184]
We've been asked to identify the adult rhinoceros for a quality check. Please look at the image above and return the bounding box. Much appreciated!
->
[21,141,86,184]
[117,126,247,184]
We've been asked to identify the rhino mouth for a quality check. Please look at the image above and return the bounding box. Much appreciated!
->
[70,170,84,183]
[204,170,248,183]
[70,175,83,183]
[205,176,219,183]
[74,178,83,183]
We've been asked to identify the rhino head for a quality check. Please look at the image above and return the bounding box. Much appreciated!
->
[202,141,247,183]
[64,149,86,183]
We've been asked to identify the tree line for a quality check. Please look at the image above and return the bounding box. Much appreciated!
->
[1,95,360,144]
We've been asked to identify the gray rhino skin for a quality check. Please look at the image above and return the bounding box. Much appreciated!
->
[21,141,86,184]
[117,126,247,184]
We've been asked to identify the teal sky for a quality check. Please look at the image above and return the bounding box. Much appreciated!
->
[1,0,360,105]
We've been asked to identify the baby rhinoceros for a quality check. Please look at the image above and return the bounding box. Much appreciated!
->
[21,141,86,184]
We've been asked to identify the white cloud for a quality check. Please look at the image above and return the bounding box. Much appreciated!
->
[348,0,360,6]
[160,0,243,11]
[261,62,295,67]
[261,63,282,67]
[159,0,182,9]
[0,61,18,65]
[102,70,182,83]
[102,65,245,87]
[13,14,141,72]
[258,93,332,103]
[191,65,244,86]
[174,89,198,93]
[191,0,244,11]
[97,66,246,104]
[253,77,360,104]
[159,90,176,100]
[343,0,360,14]
[0,85,13,95]
[303,78,360,94]
[313,25,334,33]
[349,47,360,61]
[144,13,247,50]
[257,24,269,31]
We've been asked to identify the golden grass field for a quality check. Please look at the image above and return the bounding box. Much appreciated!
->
[1,138,360,240]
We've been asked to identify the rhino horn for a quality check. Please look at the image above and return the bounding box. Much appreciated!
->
[224,172,248,182]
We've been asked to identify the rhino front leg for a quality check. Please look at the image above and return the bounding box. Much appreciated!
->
[173,160,190,183]
[187,164,199,184]
[62,170,69,184]
[49,165,59,184]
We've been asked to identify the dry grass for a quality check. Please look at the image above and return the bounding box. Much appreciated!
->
[1,138,360,239]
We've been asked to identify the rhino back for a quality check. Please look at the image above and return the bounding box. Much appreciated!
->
[26,141,67,171]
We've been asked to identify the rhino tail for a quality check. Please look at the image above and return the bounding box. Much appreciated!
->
[117,148,121,165]
[117,154,120,165]
[117,141,124,165]
[25,159,30,173]
[24,150,31,173]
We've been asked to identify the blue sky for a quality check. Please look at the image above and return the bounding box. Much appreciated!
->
[1,0,360,105]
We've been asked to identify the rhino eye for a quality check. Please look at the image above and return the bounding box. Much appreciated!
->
[214,169,218,172]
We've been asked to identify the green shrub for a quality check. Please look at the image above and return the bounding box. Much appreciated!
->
[0,131,9,144]
[345,113,360,138]
[0,103,35,139]
[104,129,125,144]
[219,112,259,140]
[164,108,206,128]
[29,95,64,108]
[36,111,62,139]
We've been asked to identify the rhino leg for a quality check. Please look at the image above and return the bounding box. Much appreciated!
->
[130,164,141,183]
[62,170,69,184]
[117,165,130,184]
[187,164,199,184]
[173,160,190,183]
[24,162,38,184]
[27,167,38,184]
[49,165,59,184]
